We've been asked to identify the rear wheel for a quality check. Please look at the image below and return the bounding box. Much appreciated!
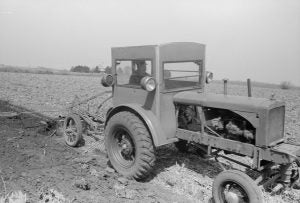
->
[105,111,155,179]
[63,114,83,147]
[212,170,263,203]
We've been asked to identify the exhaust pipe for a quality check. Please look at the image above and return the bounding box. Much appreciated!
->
[223,79,228,95]
[247,78,252,97]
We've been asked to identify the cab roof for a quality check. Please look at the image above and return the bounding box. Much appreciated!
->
[111,42,205,62]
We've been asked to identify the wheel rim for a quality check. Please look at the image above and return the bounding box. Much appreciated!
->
[65,118,79,144]
[220,181,249,203]
[111,126,136,168]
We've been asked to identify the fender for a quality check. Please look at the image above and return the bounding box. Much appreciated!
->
[105,103,173,147]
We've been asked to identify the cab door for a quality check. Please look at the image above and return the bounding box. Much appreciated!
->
[113,59,156,112]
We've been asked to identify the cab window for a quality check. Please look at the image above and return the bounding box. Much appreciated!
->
[163,61,202,90]
[116,60,152,87]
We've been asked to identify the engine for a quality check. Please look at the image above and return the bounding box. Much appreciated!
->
[177,105,255,144]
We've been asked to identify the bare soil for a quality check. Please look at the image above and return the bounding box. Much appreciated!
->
[0,101,200,203]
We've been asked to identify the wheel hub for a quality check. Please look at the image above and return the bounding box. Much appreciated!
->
[224,191,239,203]
[66,127,77,141]
[119,135,133,157]
[224,184,247,203]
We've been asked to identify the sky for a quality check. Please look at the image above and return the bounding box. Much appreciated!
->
[0,0,299,85]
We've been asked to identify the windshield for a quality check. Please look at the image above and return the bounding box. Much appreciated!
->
[163,61,202,90]
[116,60,152,87]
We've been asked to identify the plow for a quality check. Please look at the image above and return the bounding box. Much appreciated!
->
[63,91,112,147]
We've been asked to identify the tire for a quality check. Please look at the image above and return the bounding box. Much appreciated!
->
[105,111,155,179]
[174,140,189,153]
[63,114,83,147]
[212,170,263,203]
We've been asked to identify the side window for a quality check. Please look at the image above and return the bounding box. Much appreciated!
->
[116,60,152,86]
[163,61,201,90]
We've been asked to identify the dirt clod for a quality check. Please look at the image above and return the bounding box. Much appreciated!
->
[105,166,115,173]
[114,183,139,199]
[73,177,91,190]
[73,156,97,165]
[39,188,70,203]
[117,177,129,186]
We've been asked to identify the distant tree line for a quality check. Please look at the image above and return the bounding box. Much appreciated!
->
[70,65,90,73]
[103,66,129,75]
[70,65,111,73]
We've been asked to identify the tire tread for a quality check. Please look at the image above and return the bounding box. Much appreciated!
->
[105,111,156,179]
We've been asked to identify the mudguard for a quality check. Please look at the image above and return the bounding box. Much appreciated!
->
[105,103,173,147]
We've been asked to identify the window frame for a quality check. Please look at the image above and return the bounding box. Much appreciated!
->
[162,60,204,93]
[115,59,154,89]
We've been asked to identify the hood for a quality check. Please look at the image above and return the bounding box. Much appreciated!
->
[173,91,284,113]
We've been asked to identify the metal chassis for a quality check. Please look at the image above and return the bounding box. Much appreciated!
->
[176,128,300,192]
[176,128,297,171]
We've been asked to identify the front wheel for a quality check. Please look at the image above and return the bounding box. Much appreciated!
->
[212,170,263,203]
[105,111,156,180]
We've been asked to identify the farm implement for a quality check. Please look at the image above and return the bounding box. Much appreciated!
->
[63,91,112,146]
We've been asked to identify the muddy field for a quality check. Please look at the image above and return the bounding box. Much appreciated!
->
[0,72,300,202]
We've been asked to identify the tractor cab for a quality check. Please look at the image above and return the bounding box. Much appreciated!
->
[101,42,212,144]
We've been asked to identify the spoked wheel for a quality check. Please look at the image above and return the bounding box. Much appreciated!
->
[213,170,263,203]
[63,114,83,147]
[105,111,155,179]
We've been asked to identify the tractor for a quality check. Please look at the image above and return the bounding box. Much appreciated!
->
[64,42,300,203]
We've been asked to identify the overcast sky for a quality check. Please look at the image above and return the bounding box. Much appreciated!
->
[0,0,299,85]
